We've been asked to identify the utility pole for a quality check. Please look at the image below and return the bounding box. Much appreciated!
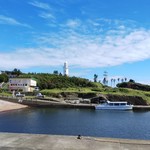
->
[103,71,108,85]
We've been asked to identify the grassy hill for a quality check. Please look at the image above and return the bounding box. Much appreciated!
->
[1,73,150,105]
[39,86,150,104]
[19,73,100,89]
[117,81,150,91]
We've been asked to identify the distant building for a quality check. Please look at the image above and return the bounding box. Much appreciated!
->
[9,78,37,92]
[63,61,69,76]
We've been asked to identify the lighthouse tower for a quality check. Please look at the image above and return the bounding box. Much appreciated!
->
[63,61,69,76]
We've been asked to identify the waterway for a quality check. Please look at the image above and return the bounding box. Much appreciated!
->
[0,108,150,140]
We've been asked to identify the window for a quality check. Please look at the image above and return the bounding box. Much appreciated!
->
[109,103,113,106]
[120,103,126,106]
[114,103,119,106]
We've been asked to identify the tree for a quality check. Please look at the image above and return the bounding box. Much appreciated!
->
[124,77,127,82]
[121,78,124,83]
[12,68,22,76]
[113,79,116,87]
[111,78,113,87]
[53,70,59,75]
[129,79,135,83]
[0,74,8,82]
[103,77,107,85]
[94,74,98,82]
[117,78,120,83]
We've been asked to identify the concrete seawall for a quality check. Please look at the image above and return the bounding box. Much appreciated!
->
[0,132,150,150]
[0,96,95,109]
[1,96,150,110]
[133,105,150,111]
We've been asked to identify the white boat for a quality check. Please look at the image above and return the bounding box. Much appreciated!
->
[95,100,133,110]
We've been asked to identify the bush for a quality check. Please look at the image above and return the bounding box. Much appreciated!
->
[117,81,150,91]
[19,74,97,90]
[91,88,102,92]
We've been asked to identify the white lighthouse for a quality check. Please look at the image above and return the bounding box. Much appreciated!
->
[63,61,69,76]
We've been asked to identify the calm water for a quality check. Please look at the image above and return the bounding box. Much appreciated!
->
[0,108,150,140]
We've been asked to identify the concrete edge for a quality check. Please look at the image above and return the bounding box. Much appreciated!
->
[1,132,150,145]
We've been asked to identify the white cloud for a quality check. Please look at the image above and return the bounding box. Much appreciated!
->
[29,1,56,24]
[0,48,63,69]
[0,15,31,28]
[29,1,50,10]
[39,12,55,20]
[1,18,150,70]
[65,19,81,28]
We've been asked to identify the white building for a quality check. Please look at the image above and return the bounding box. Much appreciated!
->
[63,61,69,76]
[9,78,37,92]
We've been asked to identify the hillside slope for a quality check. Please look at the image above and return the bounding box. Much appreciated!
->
[19,74,100,89]
[117,81,150,91]
[3,74,150,105]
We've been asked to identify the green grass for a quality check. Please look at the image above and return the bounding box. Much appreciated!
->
[99,87,150,104]
[0,91,12,96]
[40,87,150,104]
[1,86,150,104]
[41,87,94,94]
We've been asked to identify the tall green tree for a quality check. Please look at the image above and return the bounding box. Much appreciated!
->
[0,74,8,82]
[12,68,22,76]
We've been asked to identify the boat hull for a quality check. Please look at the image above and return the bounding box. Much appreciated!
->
[95,105,133,110]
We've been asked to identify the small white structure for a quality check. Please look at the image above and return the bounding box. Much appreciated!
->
[63,61,69,76]
[9,78,37,92]
[16,92,25,97]
[36,93,45,98]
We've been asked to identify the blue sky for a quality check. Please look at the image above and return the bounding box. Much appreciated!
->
[0,0,150,84]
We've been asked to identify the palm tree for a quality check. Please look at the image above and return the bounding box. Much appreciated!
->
[103,77,107,85]
[94,74,98,82]
[106,79,108,85]
[124,77,127,82]
[117,78,120,83]
[121,78,124,83]
[111,78,113,87]
[113,79,116,87]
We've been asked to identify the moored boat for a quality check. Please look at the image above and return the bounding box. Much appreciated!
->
[95,100,133,110]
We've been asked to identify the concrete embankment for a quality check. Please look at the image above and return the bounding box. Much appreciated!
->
[133,105,150,111]
[20,100,150,111]
[1,96,150,111]
[0,96,95,109]
[22,100,95,109]
[0,132,150,150]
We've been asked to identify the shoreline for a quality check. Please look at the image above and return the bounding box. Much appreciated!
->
[1,96,150,112]
[0,99,28,113]
[0,132,150,150]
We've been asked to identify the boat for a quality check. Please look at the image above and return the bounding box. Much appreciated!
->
[95,100,133,110]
